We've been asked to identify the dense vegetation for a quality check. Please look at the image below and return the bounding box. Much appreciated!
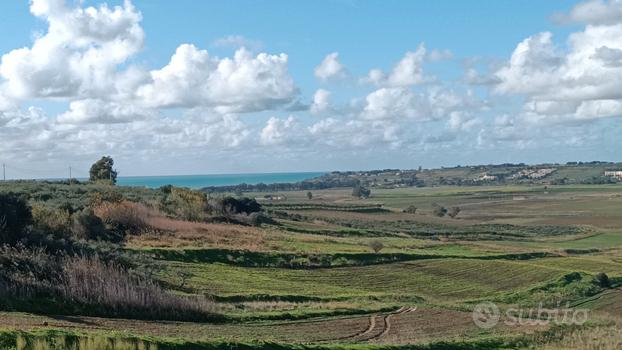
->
[0,179,266,322]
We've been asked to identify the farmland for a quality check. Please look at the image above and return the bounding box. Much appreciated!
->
[1,176,622,349]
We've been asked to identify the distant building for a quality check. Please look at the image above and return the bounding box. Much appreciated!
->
[475,174,497,182]
[509,168,556,180]
[604,171,622,178]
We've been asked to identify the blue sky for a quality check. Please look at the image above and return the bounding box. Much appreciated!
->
[0,0,621,177]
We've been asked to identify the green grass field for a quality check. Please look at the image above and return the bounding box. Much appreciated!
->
[3,181,622,348]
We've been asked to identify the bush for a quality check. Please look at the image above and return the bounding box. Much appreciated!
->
[0,193,32,245]
[352,185,371,198]
[161,187,207,221]
[448,206,461,219]
[369,240,384,253]
[71,208,109,241]
[208,197,261,216]
[93,200,149,237]
[432,203,448,217]
[403,205,417,214]
[31,203,72,239]
[594,272,611,288]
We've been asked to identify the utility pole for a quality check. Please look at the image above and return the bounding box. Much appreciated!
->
[2,163,5,181]
[69,166,72,180]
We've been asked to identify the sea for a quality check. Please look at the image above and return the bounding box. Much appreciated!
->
[115,172,326,189]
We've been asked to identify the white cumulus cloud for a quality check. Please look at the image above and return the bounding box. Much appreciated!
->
[314,52,347,81]
[310,89,331,114]
[362,44,428,87]
[0,0,144,100]
[136,44,297,113]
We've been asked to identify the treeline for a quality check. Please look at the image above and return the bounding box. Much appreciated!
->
[202,174,360,193]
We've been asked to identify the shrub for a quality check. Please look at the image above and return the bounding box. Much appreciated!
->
[594,272,611,288]
[352,185,371,198]
[403,205,417,214]
[369,240,384,253]
[208,197,261,216]
[93,200,149,237]
[432,203,448,217]
[31,203,72,239]
[71,208,109,241]
[0,193,32,245]
[161,187,208,221]
[448,206,461,219]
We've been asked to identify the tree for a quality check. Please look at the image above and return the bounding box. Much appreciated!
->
[306,191,313,200]
[352,185,371,198]
[0,193,32,245]
[369,240,384,253]
[448,206,461,219]
[594,272,610,288]
[89,156,118,184]
[432,203,448,217]
[403,205,417,214]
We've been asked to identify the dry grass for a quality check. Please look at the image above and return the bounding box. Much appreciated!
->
[93,200,152,233]
[126,215,266,250]
[540,324,622,350]
[61,255,218,321]
[0,246,219,322]
[15,334,158,350]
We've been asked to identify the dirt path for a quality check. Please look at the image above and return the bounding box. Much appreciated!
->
[367,307,416,341]
[330,306,417,343]
[0,305,513,345]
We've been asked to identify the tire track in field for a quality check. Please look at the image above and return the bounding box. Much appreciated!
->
[334,306,417,343]
[364,306,416,341]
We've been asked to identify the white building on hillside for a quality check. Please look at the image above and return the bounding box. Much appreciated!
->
[604,171,622,178]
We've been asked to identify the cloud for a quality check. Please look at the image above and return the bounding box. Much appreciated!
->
[310,89,331,114]
[136,45,297,113]
[494,4,622,124]
[592,46,622,67]
[494,32,561,96]
[0,105,251,164]
[57,99,152,124]
[463,67,501,85]
[428,49,454,62]
[360,87,484,122]
[213,35,263,51]
[0,88,16,112]
[362,44,428,87]
[448,111,480,131]
[260,116,298,145]
[314,52,347,81]
[552,0,622,25]
[0,0,144,100]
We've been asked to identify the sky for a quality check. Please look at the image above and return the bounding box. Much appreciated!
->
[1,0,622,178]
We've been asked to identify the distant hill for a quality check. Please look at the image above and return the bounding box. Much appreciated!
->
[202,161,622,193]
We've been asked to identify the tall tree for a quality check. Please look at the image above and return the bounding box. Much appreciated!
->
[89,156,118,184]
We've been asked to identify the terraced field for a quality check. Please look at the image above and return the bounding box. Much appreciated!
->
[3,182,622,349]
